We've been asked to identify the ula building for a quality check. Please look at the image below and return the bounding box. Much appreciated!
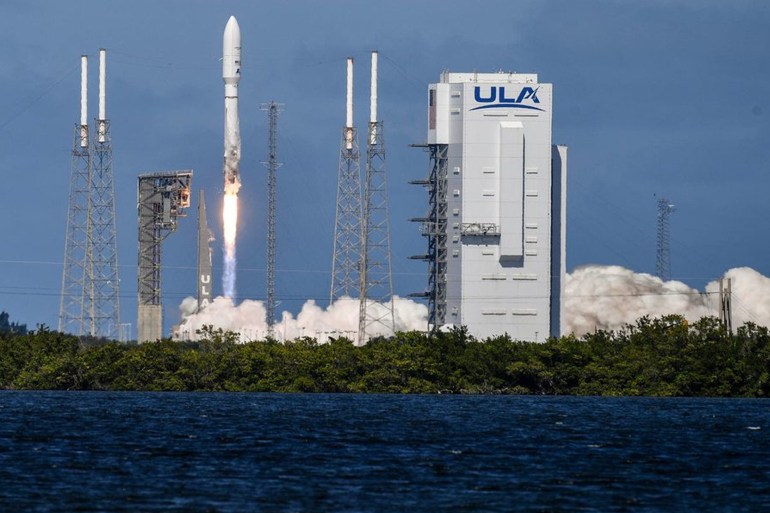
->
[413,71,567,341]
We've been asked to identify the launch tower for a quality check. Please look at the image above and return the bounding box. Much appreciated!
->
[137,171,192,342]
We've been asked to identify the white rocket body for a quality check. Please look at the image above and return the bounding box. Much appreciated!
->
[223,16,241,194]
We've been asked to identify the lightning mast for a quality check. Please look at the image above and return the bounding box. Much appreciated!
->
[261,101,283,336]
[89,48,121,339]
[358,51,395,344]
[330,58,363,304]
[59,55,92,335]
[656,197,676,281]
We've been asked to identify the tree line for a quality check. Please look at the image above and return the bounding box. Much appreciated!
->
[1,316,769,396]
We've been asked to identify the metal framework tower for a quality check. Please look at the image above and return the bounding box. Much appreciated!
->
[656,197,676,281]
[358,51,395,343]
[89,50,120,339]
[59,55,92,335]
[137,171,192,342]
[410,143,449,330]
[59,50,120,339]
[330,58,363,303]
[261,101,283,335]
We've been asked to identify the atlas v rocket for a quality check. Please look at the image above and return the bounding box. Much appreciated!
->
[223,16,241,194]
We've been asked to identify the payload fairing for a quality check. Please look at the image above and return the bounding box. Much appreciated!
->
[223,15,241,194]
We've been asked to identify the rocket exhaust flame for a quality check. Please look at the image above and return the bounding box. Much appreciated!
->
[222,193,238,298]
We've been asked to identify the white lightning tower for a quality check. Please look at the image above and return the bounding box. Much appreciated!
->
[330,58,363,304]
[358,50,395,343]
[89,49,121,338]
[59,55,93,335]
[59,50,120,339]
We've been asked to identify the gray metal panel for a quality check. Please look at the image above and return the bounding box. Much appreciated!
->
[550,145,567,338]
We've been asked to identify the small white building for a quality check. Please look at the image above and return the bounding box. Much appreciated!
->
[417,71,566,341]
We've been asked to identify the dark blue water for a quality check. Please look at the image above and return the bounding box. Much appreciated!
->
[1,393,769,512]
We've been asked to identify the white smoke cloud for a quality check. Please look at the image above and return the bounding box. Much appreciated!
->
[704,267,770,329]
[565,265,770,336]
[175,295,429,344]
[176,266,770,342]
[564,265,710,335]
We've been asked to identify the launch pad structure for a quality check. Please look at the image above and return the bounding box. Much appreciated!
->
[137,171,192,342]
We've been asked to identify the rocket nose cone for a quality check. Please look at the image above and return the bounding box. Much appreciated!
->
[224,15,241,42]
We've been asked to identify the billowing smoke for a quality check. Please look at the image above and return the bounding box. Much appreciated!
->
[176,296,429,344]
[176,266,769,342]
[565,265,770,336]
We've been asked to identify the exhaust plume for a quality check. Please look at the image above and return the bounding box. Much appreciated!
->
[565,265,770,336]
[176,296,428,344]
[176,266,770,342]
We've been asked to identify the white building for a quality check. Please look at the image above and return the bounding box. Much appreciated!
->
[415,71,566,341]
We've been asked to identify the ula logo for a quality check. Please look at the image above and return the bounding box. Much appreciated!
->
[470,86,544,112]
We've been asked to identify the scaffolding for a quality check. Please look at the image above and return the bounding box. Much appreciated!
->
[410,143,449,330]
[137,171,192,342]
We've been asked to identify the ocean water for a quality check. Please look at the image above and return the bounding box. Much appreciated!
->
[1,392,769,512]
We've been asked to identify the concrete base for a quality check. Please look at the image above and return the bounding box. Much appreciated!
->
[138,304,162,343]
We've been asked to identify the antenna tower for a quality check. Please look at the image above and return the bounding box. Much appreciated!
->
[358,51,395,344]
[656,197,676,281]
[261,101,283,336]
[330,58,363,304]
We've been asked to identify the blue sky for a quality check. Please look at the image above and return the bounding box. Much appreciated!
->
[0,0,768,335]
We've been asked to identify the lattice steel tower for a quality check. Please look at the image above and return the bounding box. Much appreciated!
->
[89,49,121,338]
[330,58,363,303]
[59,50,120,338]
[409,142,449,331]
[656,197,676,281]
[261,101,283,335]
[59,55,92,335]
[358,51,395,343]
[137,171,192,342]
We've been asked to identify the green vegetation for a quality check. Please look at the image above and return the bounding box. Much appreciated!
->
[1,316,769,396]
